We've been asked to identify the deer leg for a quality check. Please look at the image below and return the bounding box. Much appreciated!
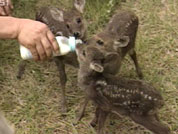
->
[129,49,143,79]
[130,113,170,134]
[54,57,67,113]
[75,97,89,124]
[16,60,27,79]
[97,108,108,134]
[90,107,100,127]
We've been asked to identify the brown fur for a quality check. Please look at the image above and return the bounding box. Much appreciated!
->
[17,0,86,113]
[87,10,142,76]
[76,10,143,122]
[76,45,170,134]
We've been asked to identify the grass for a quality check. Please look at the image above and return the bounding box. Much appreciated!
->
[0,0,178,134]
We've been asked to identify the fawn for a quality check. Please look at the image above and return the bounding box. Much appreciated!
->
[87,10,142,77]
[76,44,170,134]
[76,10,143,122]
[17,0,86,113]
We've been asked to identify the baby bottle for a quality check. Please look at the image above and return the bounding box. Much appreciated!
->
[20,36,82,60]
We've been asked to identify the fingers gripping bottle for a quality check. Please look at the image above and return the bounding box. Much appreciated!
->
[20,36,82,60]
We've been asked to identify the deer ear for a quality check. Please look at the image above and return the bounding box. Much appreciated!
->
[50,8,64,22]
[114,36,130,48]
[90,62,104,73]
[74,0,86,13]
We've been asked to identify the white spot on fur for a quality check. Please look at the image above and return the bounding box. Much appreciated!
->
[125,23,130,28]
[148,96,152,100]
[154,98,158,101]
[144,94,148,99]
[96,80,107,86]
[123,102,127,105]
[127,101,131,105]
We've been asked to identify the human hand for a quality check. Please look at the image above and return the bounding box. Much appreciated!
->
[16,19,59,61]
[0,0,13,16]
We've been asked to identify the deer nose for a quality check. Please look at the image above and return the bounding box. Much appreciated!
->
[73,32,80,38]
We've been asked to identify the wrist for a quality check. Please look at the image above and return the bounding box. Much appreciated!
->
[10,17,22,39]
[0,16,21,39]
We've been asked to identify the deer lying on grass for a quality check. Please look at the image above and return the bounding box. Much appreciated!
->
[76,9,143,122]
[17,0,86,112]
[76,44,170,134]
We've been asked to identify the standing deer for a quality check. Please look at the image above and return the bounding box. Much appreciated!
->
[76,10,143,122]
[76,44,170,134]
[17,0,86,113]
[87,10,142,77]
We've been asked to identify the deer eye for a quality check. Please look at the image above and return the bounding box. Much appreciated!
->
[66,24,70,29]
[76,18,81,23]
[97,40,104,45]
